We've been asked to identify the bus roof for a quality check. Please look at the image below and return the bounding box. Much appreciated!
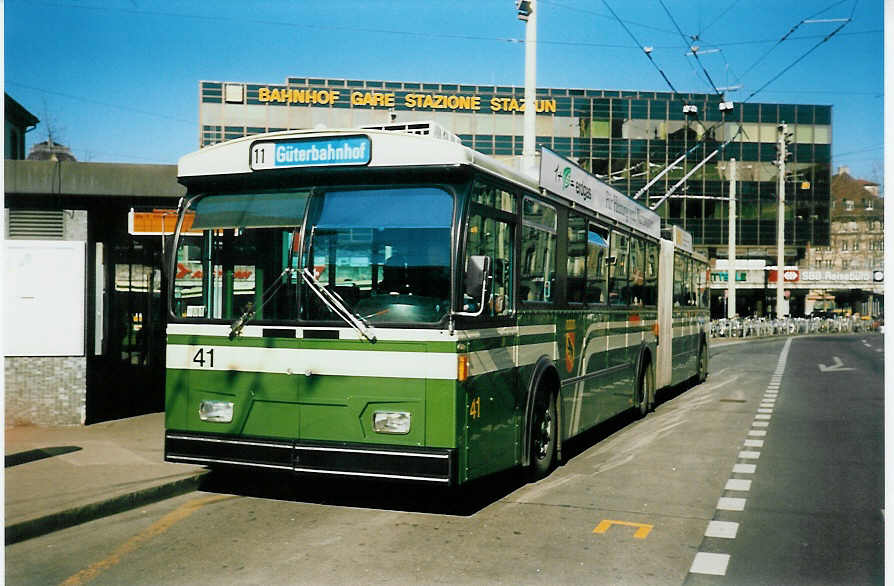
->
[177,126,539,193]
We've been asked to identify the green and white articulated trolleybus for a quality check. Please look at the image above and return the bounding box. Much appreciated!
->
[164,122,710,486]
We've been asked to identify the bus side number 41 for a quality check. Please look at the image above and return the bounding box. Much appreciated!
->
[469,396,481,419]
[193,348,215,368]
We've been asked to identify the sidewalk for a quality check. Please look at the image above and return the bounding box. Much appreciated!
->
[5,412,208,544]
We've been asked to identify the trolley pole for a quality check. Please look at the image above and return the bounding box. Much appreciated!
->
[520,0,537,178]
[727,158,736,319]
[776,123,787,319]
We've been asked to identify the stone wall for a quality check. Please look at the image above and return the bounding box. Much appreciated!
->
[4,356,87,425]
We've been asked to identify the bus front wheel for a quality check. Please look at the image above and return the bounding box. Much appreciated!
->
[529,387,557,480]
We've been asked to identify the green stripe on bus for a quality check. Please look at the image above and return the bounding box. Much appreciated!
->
[166,334,456,352]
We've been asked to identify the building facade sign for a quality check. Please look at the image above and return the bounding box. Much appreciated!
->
[801,270,876,282]
[768,269,800,283]
[256,86,558,113]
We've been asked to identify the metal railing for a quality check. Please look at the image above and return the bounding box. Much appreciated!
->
[710,316,881,340]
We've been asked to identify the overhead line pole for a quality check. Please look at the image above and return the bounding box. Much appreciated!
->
[521,0,538,178]
[776,123,787,319]
[728,158,737,318]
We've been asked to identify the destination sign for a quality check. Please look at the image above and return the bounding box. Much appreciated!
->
[250,136,371,171]
[539,147,660,239]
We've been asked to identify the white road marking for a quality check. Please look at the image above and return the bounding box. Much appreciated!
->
[690,552,730,575]
[705,521,739,539]
[725,478,752,491]
[755,413,772,420]
[758,408,773,414]
[739,450,761,459]
[752,421,770,427]
[744,439,765,448]
[748,430,767,437]
[717,497,747,511]
[733,463,757,474]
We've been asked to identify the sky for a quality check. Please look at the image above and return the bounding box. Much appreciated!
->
[3,0,885,188]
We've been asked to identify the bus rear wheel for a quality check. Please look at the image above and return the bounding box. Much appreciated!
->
[529,387,557,480]
[697,340,708,383]
[635,359,654,418]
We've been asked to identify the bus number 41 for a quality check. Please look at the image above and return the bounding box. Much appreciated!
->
[469,396,481,419]
[193,348,215,368]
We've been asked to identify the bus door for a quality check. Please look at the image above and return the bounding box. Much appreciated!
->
[461,195,518,477]
[671,252,696,383]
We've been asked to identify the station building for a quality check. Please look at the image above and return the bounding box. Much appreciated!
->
[200,76,842,316]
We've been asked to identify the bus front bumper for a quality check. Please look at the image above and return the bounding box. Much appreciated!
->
[165,431,456,485]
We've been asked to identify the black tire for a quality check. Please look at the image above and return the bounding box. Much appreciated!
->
[635,359,654,418]
[529,387,557,481]
[697,340,708,383]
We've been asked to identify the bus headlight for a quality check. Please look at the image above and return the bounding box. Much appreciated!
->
[198,400,234,423]
[373,411,411,434]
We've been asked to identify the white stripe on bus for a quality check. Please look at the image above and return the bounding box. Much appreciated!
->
[166,345,458,379]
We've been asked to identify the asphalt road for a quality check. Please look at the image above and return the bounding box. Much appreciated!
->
[5,333,884,585]
[687,333,884,586]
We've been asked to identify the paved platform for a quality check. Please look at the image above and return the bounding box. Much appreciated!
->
[5,412,207,544]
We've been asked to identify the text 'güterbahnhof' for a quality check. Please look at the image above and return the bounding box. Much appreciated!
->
[199,76,833,260]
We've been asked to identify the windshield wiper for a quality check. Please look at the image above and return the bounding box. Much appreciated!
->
[301,268,377,343]
[228,266,293,340]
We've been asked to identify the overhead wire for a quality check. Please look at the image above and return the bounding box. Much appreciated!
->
[599,0,740,198]
[734,0,851,83]
[657,0,723,95]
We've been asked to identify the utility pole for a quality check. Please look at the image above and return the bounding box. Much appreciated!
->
[518,0,537,178]
[776,123,788,319]
[727,158,737,318]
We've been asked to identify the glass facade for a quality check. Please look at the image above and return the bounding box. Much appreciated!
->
[199,78,832,248]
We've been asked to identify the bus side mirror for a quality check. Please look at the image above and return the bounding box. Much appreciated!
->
[464,255,491,298]
[456,255,492,317]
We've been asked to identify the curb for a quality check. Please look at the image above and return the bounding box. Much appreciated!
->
[5,470,210,545]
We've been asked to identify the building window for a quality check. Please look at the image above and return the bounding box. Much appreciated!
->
[841,260,850,270]
[853,241,860,251]
[864,198,874,211]
[841,241,848,251]
[844,199,854,211]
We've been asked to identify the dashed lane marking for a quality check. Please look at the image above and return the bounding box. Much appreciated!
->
[725,479,752,491]
[717,497,747,511]
[705,521,740,539]
[690,552,731,575]
[690,337,792,579]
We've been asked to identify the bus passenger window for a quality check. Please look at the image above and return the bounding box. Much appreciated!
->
[520,198,556,304]
[607,231,629,305]
[566,213,587,303]
[643,241,658,306]
[628,236,646,306]
[585,225,608,304]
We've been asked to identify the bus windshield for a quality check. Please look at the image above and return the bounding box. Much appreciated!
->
[171,186,454,326]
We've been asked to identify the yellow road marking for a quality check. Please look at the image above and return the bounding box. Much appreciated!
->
[60,494,234,585]
[593,519,654,539]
